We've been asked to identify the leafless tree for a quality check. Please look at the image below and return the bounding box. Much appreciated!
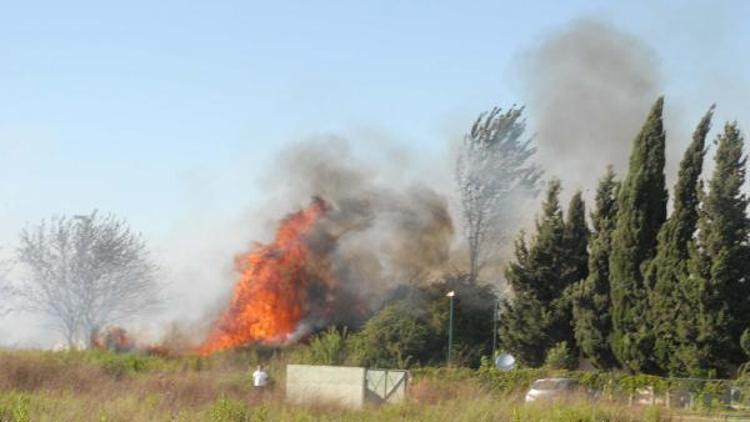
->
[456,106,543,281]
[16,211,161,347]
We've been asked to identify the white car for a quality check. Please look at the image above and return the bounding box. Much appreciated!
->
[525,378,581,403]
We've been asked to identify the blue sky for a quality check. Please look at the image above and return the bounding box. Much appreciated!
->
[1,0,748,246]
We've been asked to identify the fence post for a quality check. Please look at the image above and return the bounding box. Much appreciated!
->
[650,386,655,405]
[384,370,388,401]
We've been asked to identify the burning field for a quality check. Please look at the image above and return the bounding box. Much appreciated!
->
[90,141,456,358]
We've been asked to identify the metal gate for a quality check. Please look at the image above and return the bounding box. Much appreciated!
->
[365,369,409,404]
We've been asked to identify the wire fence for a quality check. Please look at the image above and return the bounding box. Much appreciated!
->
[620,378,750,410]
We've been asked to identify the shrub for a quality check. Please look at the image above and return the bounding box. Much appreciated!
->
[289,327,351,366]
[544,342,577,370]
[96,353,149,379]
[349,300,431,368]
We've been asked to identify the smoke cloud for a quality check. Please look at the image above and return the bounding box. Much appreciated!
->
[271,136,455,309]
[523,18,660,192]
[199,136,456,343]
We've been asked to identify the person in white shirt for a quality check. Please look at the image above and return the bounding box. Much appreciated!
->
[252,365,269,389]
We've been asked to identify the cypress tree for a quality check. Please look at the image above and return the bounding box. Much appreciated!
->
[501,179,569,366]
[563,191,590,286]
[501,180,588,366]
[573,166,619,369]
[647,107,713,375]
[676,122,749,376]
[609,97,668,373]
[548,191,590,361]
[506,179,566,303]
[499,288,551,367]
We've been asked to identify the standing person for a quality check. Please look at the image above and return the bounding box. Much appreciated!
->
[252,365,269,391]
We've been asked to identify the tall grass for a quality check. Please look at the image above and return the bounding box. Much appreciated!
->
[0,348,692,421]
[0,388,665,421]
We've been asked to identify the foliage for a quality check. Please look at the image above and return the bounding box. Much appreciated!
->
[646,107,713,375]
[349,273,497,368]
[545,342,577,370]
[417,364,712,405]
[456,105,543,280]
[207,396,250,422]
[0,393,30,422]
[572,166,619,369]
[15,211,161,347]
[425,273,497,367]
[676,122,750,377]
[505,99,750,378]
[349,300,431,368]
[506,179,567,303]
[501,179,586,367]
[741,329,750,358]
[556,190,590,357]
[289,327,351,366]
[500,290,552,367]
[95,353,150,379]
[609,97,668,373]
[562,191,590,287]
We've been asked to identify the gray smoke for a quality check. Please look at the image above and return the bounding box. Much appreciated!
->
[266,136,455,318]
[524,18,660,192]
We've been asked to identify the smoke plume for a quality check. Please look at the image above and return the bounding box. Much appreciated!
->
[273,136,455,291]
[198,136,455,349]
[524,18,660,192]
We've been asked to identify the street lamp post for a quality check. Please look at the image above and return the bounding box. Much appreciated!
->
[446,291,455,366]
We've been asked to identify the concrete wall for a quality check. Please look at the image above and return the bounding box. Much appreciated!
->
[286,364,367,408]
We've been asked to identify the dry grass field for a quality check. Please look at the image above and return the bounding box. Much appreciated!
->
[0,349,690,421]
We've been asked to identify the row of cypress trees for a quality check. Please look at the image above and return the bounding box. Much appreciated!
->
[500,98,750,377]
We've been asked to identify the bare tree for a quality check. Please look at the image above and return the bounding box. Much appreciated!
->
[16,211,161,347]
[456,106,543,281]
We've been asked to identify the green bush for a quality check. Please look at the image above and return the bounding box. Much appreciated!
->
[346,273,498,369]
[544,342,577,370]
[96,353,149,378]
[477,366,551,394]
[349,300,431,368]
[289,327,352,366]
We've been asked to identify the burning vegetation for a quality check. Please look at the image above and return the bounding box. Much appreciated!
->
[199,197,349,354]
[90,326,135,353]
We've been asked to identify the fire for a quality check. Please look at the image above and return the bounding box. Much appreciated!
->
[91,326,134,353]
[199,197,336,355]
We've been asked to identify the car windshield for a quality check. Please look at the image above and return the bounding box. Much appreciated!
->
[531,379,576,390]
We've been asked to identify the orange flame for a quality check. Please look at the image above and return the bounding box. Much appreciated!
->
[199,198,335,355]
